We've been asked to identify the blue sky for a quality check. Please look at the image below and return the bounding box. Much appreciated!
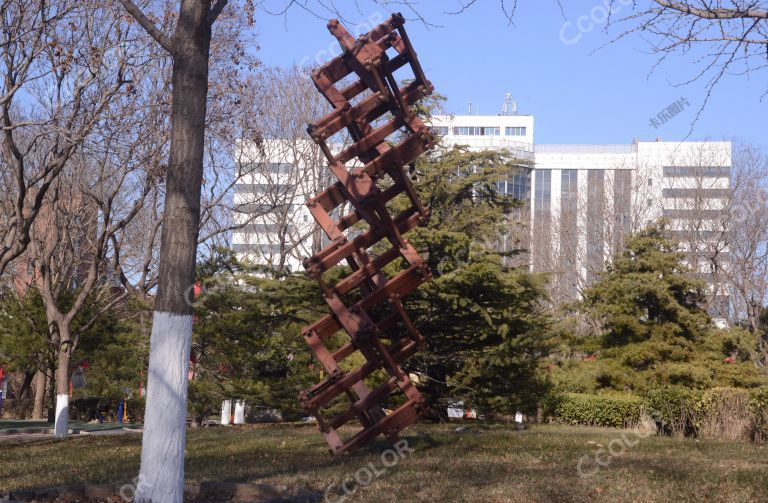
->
[250,1,767,149]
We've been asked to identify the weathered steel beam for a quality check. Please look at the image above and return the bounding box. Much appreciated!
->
[299,13,436,455]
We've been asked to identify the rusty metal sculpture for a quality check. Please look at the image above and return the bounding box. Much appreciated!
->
[299,13,436,455]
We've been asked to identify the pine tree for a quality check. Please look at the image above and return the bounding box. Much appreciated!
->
[395,146,553,416]
[578,224,766,391]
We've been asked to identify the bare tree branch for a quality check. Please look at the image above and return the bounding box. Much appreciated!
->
[654,0,768,20]
[117,0,176,54]
[208,0,230,24]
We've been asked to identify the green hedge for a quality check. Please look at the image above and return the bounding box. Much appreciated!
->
[645,386,701,436]
[749,387,768,442]
[543,387,768,443]
[542,392,644,428]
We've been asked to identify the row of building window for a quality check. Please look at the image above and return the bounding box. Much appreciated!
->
[432,126,528,137]
[234,183,295,194]
[236,203,298,214]
[451,126,500,136]
[238,223,283,233]
[662,188,729,199]
[506,127,527,136]
[495,171,530,201]
[662,208,723,219]
[668,229,729,239]
[240,162,295,175]
[662,166,730,178]
[231,243,285,254]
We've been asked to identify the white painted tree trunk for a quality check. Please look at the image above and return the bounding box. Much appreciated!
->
[233,400,245,425]
[135,313,193,503]
[220,399,231,426]
[53,394,69,438]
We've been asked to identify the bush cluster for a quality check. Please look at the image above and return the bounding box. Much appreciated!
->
[541,392,644,428]
[543,387,768,443]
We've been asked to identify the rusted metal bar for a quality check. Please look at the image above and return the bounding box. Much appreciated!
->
[299,13,436,455]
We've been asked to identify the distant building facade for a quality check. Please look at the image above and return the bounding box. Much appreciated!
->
[431,112,731,320]
[231,110,731,320]
[231,139,330,273]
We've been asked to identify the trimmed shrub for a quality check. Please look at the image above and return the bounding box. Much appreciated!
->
[645,386,701,437]
[542,387,768,443]
[542,392,644,428]
[69,397,106,422]
[692,387,753,442]
[749,387,768,443]
[69,396,144,423]
[1,398,33,419]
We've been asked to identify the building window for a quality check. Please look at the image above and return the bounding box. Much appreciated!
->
[533,169,552,272]
[452,126,500,136]
[662,188,729,198]
[235,183,294,194]
[647,198,652,207]
[648,178,652,187]
[587,170,605,284]
[505,126,527,136]
[496,170,530,202]
[559,170,579,297]
[613,170,632,251]
[535,170,552,218]
[432,126,449,136]
[662,166,730,177]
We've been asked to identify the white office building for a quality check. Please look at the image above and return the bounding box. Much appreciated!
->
[431,111,731,317]
[231,139,331,273]
[231,105,731,318]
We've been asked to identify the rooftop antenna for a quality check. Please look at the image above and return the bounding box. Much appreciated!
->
[467,100,472,114]
[501,92,518,116]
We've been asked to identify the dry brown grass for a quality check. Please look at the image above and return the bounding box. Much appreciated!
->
[1,423,767,502]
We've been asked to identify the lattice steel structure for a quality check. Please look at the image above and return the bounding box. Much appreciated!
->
[298,13,436,455]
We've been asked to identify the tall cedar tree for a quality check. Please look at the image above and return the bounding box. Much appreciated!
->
[395,146,553,417]
[584,223,728,390]
[188,250,321,423]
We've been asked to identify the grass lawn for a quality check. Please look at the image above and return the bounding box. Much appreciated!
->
[0,420,141,434]
[1,423,767,502]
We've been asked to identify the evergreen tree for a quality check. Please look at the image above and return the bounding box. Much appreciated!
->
[188,251,323,422]
[0,288,53,407]
[574,225,767,391]
[395,146,553,416]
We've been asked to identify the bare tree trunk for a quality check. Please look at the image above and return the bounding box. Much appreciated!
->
[134,2,212,502]
[32,368,46,420]
[46,364,54,422]
[53,326,71,438]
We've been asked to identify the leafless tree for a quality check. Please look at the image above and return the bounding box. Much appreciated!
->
[723,144,768,349]
[539,160,658,310]
[657,143,732,319]
[609,1,768,120]
[232,66,333,273]
[0,0,131,276]
[28,98,157,437]
[112,1,267,500]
